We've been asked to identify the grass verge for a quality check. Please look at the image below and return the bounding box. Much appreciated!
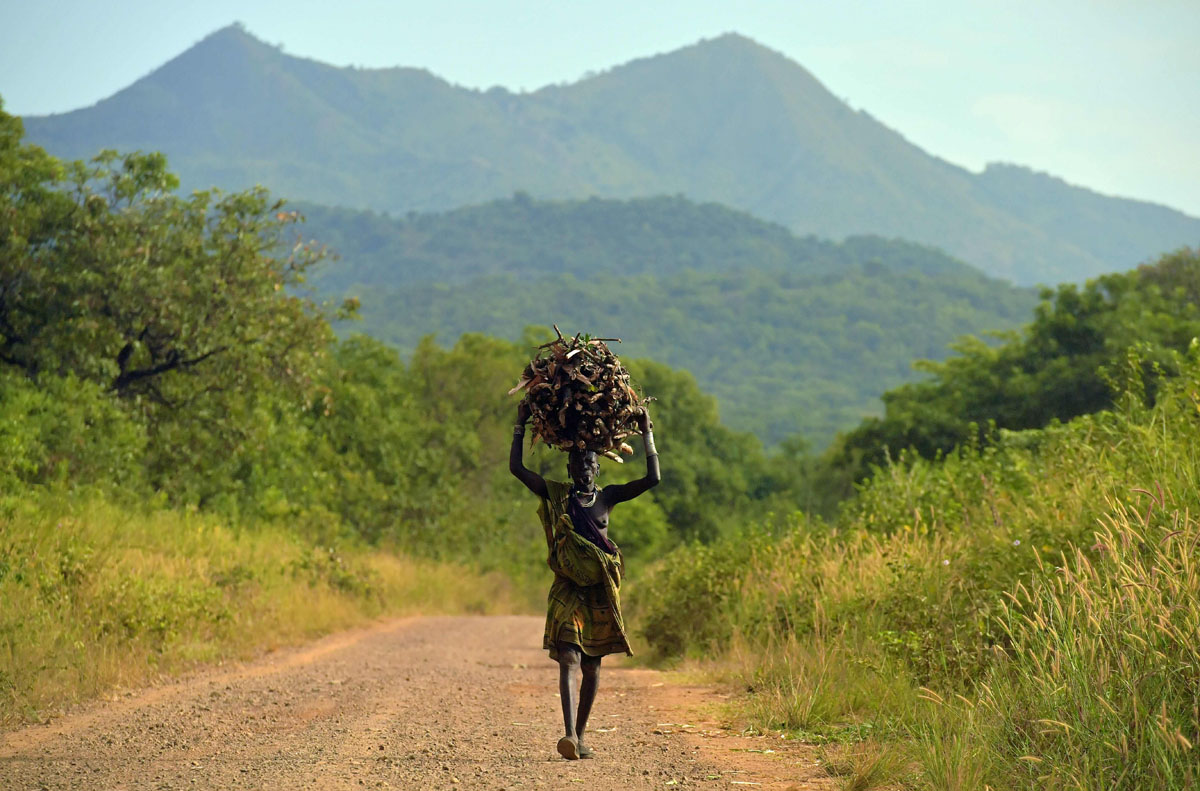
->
[0,492,536,727]
[632,353,1200,789]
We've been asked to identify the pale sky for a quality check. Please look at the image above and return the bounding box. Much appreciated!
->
[1,0,1197,216]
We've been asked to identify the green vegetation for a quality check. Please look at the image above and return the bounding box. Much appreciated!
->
[0,105,532,722]
[299,195,965,288]
[634,276,1200,787]
[302,194,1037,446]
[0,109,812,720]
[25,26,1200,284]
[832,247,1200,481]
[9,87,1200,788]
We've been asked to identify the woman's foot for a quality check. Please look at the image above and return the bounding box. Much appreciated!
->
[578,742,594,759]
[557,736,580,760]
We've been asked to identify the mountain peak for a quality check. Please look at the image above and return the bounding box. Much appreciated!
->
[684,32,810,70]
[127,22,298,110]
[700,31,765,47]
[557,30,828,105]
[699,31,780,53]
[177,22,281,66]
[203,22,256,42]
[622,32,831,104]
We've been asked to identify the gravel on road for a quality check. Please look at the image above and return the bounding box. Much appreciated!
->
[1,615,831,790]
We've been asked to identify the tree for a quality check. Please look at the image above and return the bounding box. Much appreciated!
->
[830,248,1200,482]
[0,101,337,501]
[2,149,331,400]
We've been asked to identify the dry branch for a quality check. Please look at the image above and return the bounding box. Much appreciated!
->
[509,326,648,459]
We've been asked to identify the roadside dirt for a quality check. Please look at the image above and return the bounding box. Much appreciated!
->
[1,615,833,790]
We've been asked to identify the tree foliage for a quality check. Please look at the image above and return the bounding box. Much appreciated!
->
[1,105,338,498]
[830,247,1200,482]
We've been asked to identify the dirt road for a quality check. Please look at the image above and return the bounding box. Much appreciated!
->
[1,616,831,790]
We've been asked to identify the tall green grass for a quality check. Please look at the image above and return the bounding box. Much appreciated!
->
[632,348,1200,789]
[0,492,535,726]
[972,496,1199,787]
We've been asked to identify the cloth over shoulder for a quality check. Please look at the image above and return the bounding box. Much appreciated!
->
[539,479,631,661]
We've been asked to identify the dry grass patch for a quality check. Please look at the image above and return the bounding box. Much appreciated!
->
[0,494,530,726]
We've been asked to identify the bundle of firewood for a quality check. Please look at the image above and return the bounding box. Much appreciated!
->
[509,327,647,462]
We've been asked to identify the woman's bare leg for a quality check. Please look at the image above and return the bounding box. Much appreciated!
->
[556,642,582,759]
[576,653,601,757]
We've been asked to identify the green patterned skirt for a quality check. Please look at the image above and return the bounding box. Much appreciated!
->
[538,479,632,662]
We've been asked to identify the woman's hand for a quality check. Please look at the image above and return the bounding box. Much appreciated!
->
[517,400,531,425]
[636,407,653,434]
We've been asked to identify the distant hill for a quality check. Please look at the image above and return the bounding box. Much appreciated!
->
[299,194,960,290]
[22,25,1199,285]
[304,195,1039,445]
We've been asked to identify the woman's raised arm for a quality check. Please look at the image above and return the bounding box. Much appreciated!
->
[509,402,548,499]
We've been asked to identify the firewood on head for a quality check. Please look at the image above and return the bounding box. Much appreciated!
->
[509,331,650,457]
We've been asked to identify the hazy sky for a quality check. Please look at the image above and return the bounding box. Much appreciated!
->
[2,0,1197,216]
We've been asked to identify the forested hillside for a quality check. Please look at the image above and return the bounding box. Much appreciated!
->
[302,195,1038,445]
[301,195,986,288]
[23,25,1200,284]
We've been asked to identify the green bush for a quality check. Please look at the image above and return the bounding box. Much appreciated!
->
[0,371,146,492]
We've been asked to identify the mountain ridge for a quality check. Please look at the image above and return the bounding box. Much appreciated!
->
[21,24,1200,285]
